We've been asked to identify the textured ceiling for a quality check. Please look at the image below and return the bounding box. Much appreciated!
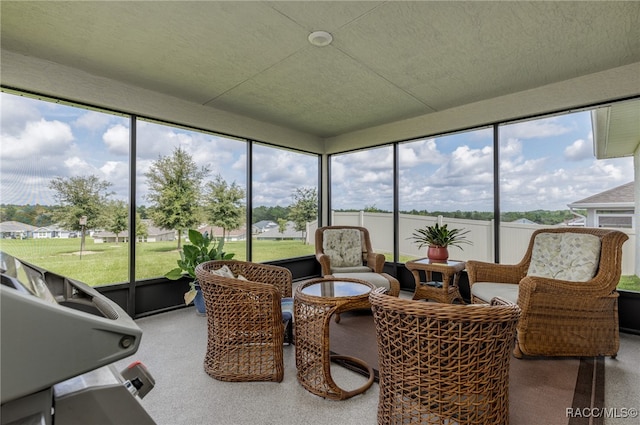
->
[1,1,639,140]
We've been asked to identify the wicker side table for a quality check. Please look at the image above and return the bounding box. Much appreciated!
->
[406,258,466,304]
[294,277,376,400]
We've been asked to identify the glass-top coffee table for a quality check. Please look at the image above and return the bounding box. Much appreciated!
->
[294,277,376,400]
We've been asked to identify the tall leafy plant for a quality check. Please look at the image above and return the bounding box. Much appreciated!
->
[165,229,234,304]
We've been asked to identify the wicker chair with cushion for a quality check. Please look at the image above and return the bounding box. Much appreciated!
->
[315,226,400,297]
[195,260,293,382]
[467,227,628,358]
[370,288,521,425]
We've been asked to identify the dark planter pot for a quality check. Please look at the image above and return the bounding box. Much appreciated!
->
[193,284,206,316]
[427,246,449,262]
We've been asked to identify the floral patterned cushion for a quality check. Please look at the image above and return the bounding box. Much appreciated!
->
[322,229,363,268]
[527,233,601,281]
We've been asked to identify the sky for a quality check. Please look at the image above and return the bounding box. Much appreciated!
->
[1,92,634,212]
[332,111,633,212]
[0,92,317,208]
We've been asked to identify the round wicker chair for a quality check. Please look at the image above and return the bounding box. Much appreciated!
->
[370,288,521,425]
[195,260,292,383]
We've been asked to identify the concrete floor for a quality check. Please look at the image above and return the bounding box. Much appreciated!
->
[117,294,640,425]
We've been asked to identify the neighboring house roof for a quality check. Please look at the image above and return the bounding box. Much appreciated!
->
[568,182,635,209]
[33,226,54,232]
[511,218,537,225]
[253,220,277,231]
[139,220,174,236]
[256,221,304,239]
[198,225,246,238]
[94,219,173,238]
[564,216,586,226]
[0,221,37,232]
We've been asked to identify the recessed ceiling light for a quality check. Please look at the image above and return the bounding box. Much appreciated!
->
[308,31,333,47]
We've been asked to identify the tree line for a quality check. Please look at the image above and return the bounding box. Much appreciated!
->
[2,147,582,245]
[332,207,584,226]
[3,202,584,233]
[1,147,318,248]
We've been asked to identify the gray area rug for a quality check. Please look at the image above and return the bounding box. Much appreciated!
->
[329,310,604,425]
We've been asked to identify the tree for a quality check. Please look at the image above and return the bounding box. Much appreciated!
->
[48,175,113,254]
[364,204,388,213]
[104,200,128,243]
[252,205,289,223]
[137,205,149,219]
[288,187,317,243]
[0,205,18,222]
[277,218,287,239]
[145,147,209,248]
[135,213,149,239]
[203,174,245,240]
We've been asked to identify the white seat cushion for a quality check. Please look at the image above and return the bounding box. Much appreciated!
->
[471,282,519,304]
[331,266,372,274]
[333,272,391,291]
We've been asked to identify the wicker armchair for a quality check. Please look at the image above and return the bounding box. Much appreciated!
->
[195,260,292,382]
[370,288,520,425]
[467,227,628,358]
[315,226,400,297]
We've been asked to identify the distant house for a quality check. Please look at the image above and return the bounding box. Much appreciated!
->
[563,216,586,227]
[197,225,247,242]
[0,221,36,239]
[93,220,175,243]
[511,218,537,225]
[253,220,278,234]
[32,224,77,239]
[567,182,635,229]
[255,221,304,240]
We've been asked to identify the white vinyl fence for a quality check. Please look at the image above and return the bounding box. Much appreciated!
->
[307,212,636,276]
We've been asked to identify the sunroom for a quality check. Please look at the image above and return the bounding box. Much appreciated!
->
[1,2,639,424]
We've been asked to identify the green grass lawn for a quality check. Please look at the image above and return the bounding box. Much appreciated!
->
[1,238,638,291]
[618,274,640,291]
[0,238,315,286]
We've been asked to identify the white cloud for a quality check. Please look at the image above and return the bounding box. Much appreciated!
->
[588,158,633,182]
[63,156,96,176]
[100,160,125,177]
[1,95,41,135]
[75,111,112,131]
[501,117,572,140]
[103,124,130,156]
[398,139,443,166]
[252,147,318,205]
[500,138,523,158]
[100,161,130,200]
[564,139,592,161]
[135,122,184,160]
[1,118,74,160]
[446,145,493,178]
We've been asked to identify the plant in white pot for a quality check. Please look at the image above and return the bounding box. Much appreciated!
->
[409,223,471,262]
[165,229,234,314]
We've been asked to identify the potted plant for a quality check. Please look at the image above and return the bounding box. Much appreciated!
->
[409,223,471,262]
[165,228,234,314]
